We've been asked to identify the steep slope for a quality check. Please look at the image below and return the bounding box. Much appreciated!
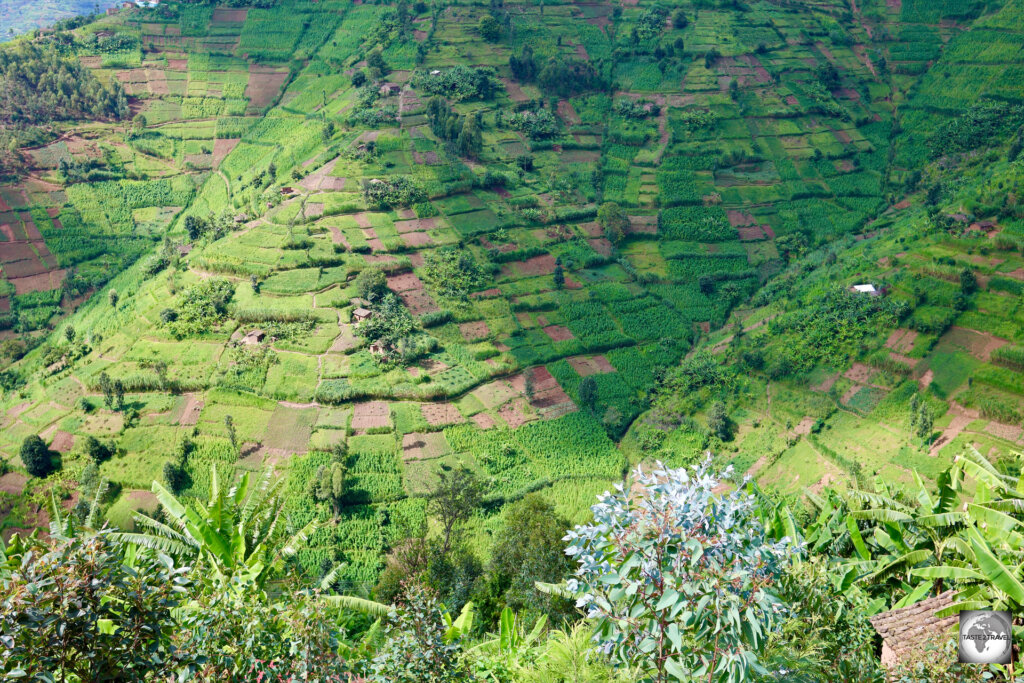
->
[0,0,1020,591]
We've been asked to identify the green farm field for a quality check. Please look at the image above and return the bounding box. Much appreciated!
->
[2,0,1024,627]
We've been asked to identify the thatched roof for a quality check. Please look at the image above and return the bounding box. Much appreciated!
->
[869,590,958,665]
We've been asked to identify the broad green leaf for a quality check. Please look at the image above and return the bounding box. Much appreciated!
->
[966,526,1024,606]
[846,516,869,561]
[910,566,984,582]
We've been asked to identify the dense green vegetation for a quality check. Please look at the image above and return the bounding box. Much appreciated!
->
[2,0,1024,678]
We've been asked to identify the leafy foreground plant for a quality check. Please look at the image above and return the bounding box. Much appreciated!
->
[114,466,318,588]
[552,458,796,683]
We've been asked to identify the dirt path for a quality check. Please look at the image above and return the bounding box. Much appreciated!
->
[929,402,978,457]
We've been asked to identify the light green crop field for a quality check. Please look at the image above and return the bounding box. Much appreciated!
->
[2,0,1024,593]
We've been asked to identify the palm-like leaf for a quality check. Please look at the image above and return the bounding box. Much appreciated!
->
[322,594,392,617]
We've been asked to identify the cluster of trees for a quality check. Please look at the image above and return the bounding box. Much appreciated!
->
[160,278,235,338]
[425,97,483,159]
[411,65,499,101]
[508,48,603,97]
[0,43,128,127]
[20,451,1011,681]
[507,107,559,140]
[508,46,539,82]
[0,42,128,174]
[362,176,424,209]
[421,247,489,302]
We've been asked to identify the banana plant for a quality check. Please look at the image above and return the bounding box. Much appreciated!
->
[442,600,475,643]
[842,465,968,597]
[113,465,318,588]
[469,606,548,656]
[910,448,1024,617]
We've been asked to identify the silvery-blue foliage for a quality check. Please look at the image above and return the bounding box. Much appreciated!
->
[563,455,796,682]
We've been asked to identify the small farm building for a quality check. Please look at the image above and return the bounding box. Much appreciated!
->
[868,591,957,670]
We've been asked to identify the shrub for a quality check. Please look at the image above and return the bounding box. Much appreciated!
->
[561,458,793,682]
[20,434,54,477]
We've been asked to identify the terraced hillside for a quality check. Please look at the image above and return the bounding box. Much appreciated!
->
[1,0,1022,592]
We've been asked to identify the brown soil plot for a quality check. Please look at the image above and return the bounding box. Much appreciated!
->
[246,67,289,110]
[542,325,575,341]
[459,321,490,341]
[568,355,616,376]
[351,401,390,430]
[386,272,424,292]
[402,432,451,462]
[421,403,464,426]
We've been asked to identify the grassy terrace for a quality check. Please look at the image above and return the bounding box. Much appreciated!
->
[2,0,1023,591]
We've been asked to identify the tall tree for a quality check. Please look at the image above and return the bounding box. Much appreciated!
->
[429,466,483,555]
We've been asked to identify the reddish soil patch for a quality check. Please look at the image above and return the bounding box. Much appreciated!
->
[793,416,816,436]
[542,325,574,341]
[246,67,289,110]
[843,363,875,384]
[178,394,204,426]
[50,431,75,453]
[588,238,613,257]
[352,213,372,228]
[944,326,1008,362]
[79,56,102,68]
[515,254,557,277]
[471,288,501,299]
[930,403,976,456]
[811,372,839,393]
[785,95,798,106]
[459,321,490,341]
[501,78,529,103]
[885,328,918,353]
[213,138,240,166]
[568,355,616,376]
[498,398,535,428]
[557,99,581,125]
[840,384,864,405]
[212,7,247,22]
[510,367,575,415]
[9,269,67,295]
[351,401,390,430]
[889,352,919,369]
[403,232,433,247]
[167,58,188,70]
[737,225,767,241]
[394,217,439,233]
[727,210,755,227]
[985,421,1023,444]
[472,412,496,429]
[327,226,350,249]
[421,403,464,426]
[472,379,518,410]
[304,203,324,219]
[401,432,450,461]
[399,289,439,315]
[420,358,449,375]
[918,369,934,391]
[0,472,27,495]
[387,272,424,292]
[627,215,658,235]
[832,129,852,144]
